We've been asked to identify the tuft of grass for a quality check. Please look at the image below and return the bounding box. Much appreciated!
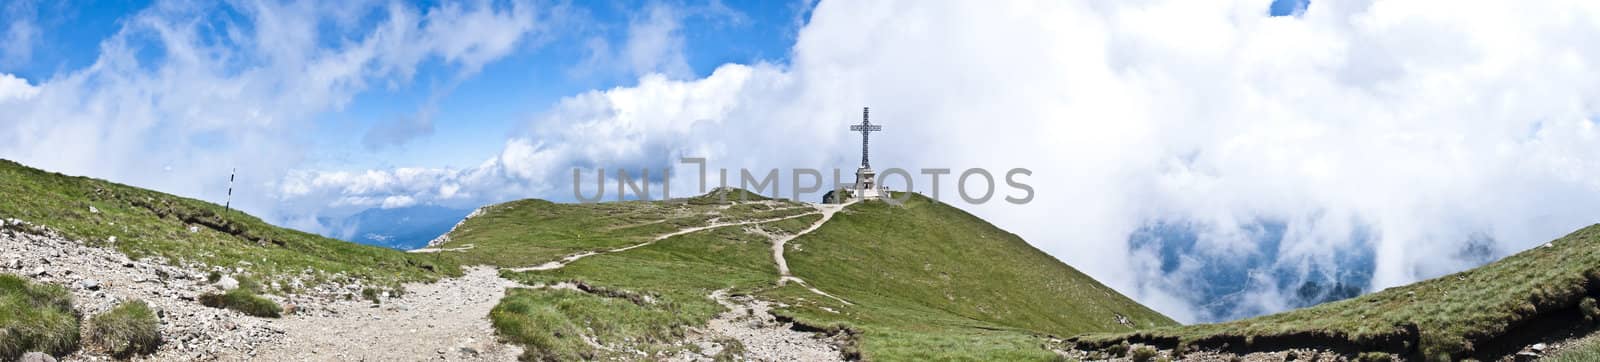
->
[87,300,161,358]
[1130,345,1159,362]
[0,274,79,360]
[235,275,264,294]
[1357,352,1394,362]
[1582,297,1599,324]
[199,289,281,318]
[361,288,382,305]
[711,337,745,362]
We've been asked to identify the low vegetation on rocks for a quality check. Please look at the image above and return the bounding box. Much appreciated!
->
[0,274,79,360]
[87,300,161,358]
[200,289,282,318]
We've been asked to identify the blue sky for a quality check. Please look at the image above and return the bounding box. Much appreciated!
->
[6,0,1600,324]
[2,0,810,172]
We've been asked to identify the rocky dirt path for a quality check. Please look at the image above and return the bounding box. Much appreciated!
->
[668,290,846,362]
[244,267,523,362]
[506,212,822,272]
[770,202,855,305]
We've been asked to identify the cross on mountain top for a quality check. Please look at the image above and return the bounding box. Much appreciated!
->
[849,107,882,169]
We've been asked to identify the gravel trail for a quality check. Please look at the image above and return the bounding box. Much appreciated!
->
[244,267,523,362]
[669,290,846,362]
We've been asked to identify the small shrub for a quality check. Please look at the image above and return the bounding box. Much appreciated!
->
[236,275,263,294]
[88,300,161,358]
[1130,345,1159,362]
[199,289,281,318]
[0,275,79,360]
[1581,297,1599,324]
[1358,352,1394,362]
[1106,341,1131,357]
[361,288,382,305]
[711,337,745,362]
[205,271,221,284]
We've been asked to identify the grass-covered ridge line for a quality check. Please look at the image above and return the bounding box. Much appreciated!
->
[435,189,805,267]
[767,193,1177,360]
[0,159,460,289]
[0,274,79,360]
[1074,224,1600,361]
[448,191,1175,360]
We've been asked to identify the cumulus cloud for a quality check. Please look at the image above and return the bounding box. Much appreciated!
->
[574,2,751,79]
[0,73,38,101]
[0,0,553,225]
[280,0,1600,323]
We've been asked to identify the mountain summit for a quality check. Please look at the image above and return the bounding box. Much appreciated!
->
[431,190,1176,360]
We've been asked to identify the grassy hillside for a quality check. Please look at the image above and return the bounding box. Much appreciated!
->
[770,194,1177,360]
[1075,224,1600,361]
[0,159,460,289]
[437,188,801,266]
[444,191,1175,360]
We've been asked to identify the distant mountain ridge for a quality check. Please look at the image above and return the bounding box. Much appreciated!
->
[317,205,471,250]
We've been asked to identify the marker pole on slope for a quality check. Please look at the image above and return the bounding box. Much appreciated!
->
[225,168,235,215]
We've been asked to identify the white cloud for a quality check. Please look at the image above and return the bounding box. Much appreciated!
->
[574,2,751,80]
[0,0,37,67]
[381,195,417,209]
[0,73,38,101]
[281,0,1600,323]
[0,0,552,226]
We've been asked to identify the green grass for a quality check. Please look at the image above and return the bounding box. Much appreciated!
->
[490,220,789,360]
[0,159,460,290]
[199,289,282,318]
[1550,335,1600,362]
[87,300,161,358]
[0,274,79,360]
[436,192,804,267]
[451,191,1175,360]
[761,194,1175,360]
[1077,224,1600,361]
[491,287,707,361]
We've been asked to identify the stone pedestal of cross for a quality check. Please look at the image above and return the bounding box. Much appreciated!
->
[849,107,883,200]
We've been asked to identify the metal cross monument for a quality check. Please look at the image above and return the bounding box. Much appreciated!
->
[849,107,882,168]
